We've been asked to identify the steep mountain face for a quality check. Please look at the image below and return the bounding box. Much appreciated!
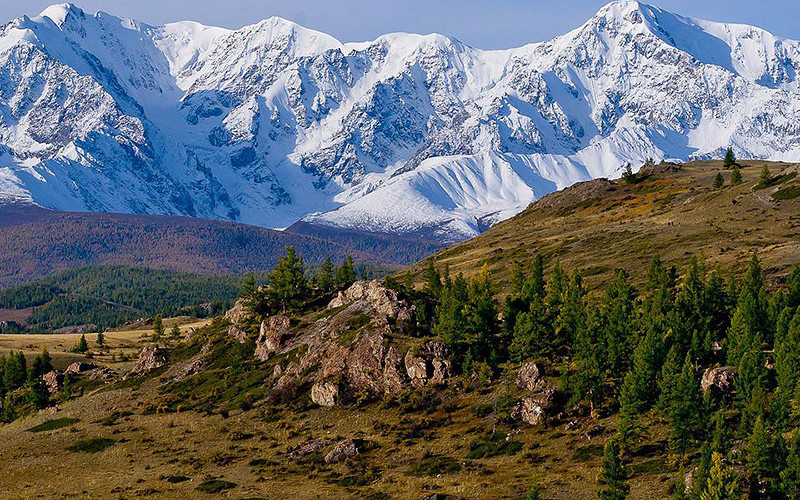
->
[1,2,799,242]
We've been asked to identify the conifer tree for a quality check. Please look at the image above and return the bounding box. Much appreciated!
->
[598,439,629,500]
[403,271,415,294]
[759,165,772,186]
[731,166,743,185]
[724,147,736,168]
[29,348,52,381]
[713,172,724,189]
[601,270,637,379]
[270,246,309,313]
[710,410,730,455]
[96,331,105,347]
[424,259,443,298]
[336,256,356,287]
[152,316,164,339]
[317,258,335,292]
[170,324,181,339]
[619,326,664,416]
[668,354,702,458]
[239,272,256,298]
[3,351,26,391]
[657,344,681,413]
[692,443,713,500]
[746,416,772,490]
[700,452,740,500]
[781,432,800,500]
[567,306,604,414]
[27,376,49,409]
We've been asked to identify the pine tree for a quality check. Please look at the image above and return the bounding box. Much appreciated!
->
[3,351,26,391]
[239,272,256,298]
[424,259,443,298]
[96,331,105,347]
[335,256,356,287]
[692,443,713,500]
[598,439,629,500]
[152,316,164,340]
[622,163,637,184]
[745,416,772,493]
[433,274,469,366]
[781,432,800,500]
[270,246,310,314]
[567,306,604,414]
[668,354,702,458]
[403,271,415,294]
[759,165,772,186]
[700,452,740,500]
[714,172,724,189]
[619,327,664,416]
[723,147,736,168]
[731,166,743,185]
[170,324,181,339]
[29,348,52,381]
[317,258,335,292]
[710,410,731,455]
[657,345,681,413]
[27,376,49,409]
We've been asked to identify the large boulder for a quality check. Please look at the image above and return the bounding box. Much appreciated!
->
[404,341,451,387]
[701,366,736,398]
[516,362,546,392]
[324,439,359,464]
[328,280,414,325]
[224,296,251,325]
[65,362,97,376]
[513,388,557,426]
[255,315,291,361]
[128,345,167,377]
[43,370,64,394]
[311,381,339,407]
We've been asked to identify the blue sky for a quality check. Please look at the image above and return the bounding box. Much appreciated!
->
[4,0,800,49]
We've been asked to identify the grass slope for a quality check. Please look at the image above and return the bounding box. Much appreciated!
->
[418,161,800,292]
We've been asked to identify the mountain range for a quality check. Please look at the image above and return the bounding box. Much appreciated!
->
[1,1,799,242]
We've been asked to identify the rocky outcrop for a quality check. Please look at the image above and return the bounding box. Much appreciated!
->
[311,381,339,407]
[516,362,546,392]
[43,370,64,394]
[328,280,414,326]
[513,388,557,426]
[288,439,333,460]
[224,296,250,325]
[87,366,116,381]
[404,341,451,387]
[701,366,736,398]
[255,315,291,361]
[227,325,249,343]
[128,346,167,377]
[65,362,98,375]
[324,439,359,464]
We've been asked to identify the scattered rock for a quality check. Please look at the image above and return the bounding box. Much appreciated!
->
[513,388,557,426]
[311,381,339,407]
[701,366,736,398]
[287,438,333,460]
[128,346,167,377]
[53,324,99,334]
[224,296,251,325]
[227,324,249,343]
[43,370,64,394]
[87,366,116,381]
[255,315,291,361]
[516,362,546,392]
[324,439,359,464]
[65,362,98,375]
[404,341,451,387]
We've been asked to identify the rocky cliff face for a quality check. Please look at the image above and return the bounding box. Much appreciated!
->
[2,2,800,241]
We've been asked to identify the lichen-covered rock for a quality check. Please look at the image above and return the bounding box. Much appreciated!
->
[311,381,339,407]
[516,362,546,392]
[382,346,406,395]
[328,280,414,326]
[224,295,251,325]
[324,439,359,463]
[701,366,736,398]
[288,438,333,460]
[87,366,116,381]
[226,324,249,343]
[43,370,64,394]
[255,315,291,361]
[404,341,451,387]
[65,362,98,375]
[513,388,557,426]
[128,345,167,377]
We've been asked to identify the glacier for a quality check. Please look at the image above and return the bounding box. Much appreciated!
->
[1,1,800,242]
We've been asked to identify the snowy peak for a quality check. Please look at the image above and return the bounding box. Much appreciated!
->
[1,3,800,243]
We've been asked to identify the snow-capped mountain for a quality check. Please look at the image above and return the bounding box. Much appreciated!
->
[1,2,800,242]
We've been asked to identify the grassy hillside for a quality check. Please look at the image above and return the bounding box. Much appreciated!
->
[416,160,800,292]
[0,205,412,287]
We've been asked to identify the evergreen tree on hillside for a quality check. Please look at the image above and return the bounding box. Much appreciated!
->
[3,352,26,391]
[597,439,629,500]
[424,259,443,298]
[270,246,309,314]
[731,166,743,185]
[692,443,714,500]
[759,165,772,186]
[336,256,356,287]
[152,316,164,340]
[657,344,681,413]
[724,147,736,168]
[781,432,800,499]
[745,416,774,495]
[668,354,702,458]
[433,274,469,367]
[700,452,740,500]
[170,324,181,339]
[601,270,638,381]
[714,172,724,189]
[316,258,335,292]
[96,331,105,347]
[29,348,52,381]
[239,272,256,298]
[622,163,637,184]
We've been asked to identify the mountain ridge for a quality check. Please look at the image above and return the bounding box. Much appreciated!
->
[1,1,800,241]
